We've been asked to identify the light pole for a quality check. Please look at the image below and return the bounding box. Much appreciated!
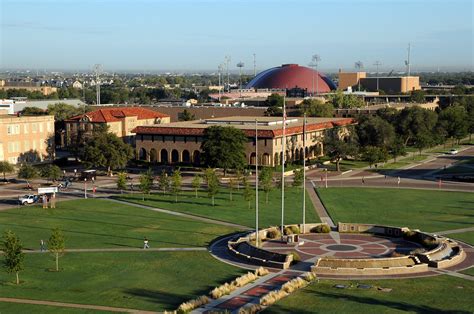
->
[309,54,321,96]
[355,61,364,92]
[237,62,244,98]
[255,119,259,247]
[374,61,381,91]
[218,63,224,102]
[84,178,87,199]
[302,114,307,233]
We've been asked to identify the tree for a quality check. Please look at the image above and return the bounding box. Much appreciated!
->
[191,174,202,198]
[48,228,65,272]
[328,90,364,108]
[204,168,219,206]
[117,172,127,194]
[201,126,247,175]
[299,99,334,117]
[179,109,196,121]
[259,167,273,204]
[80,132,134,175]
[264,93,284,116]
[228,177,236,201]
[158,170,170,195]
[0,161,14,181]
[47,103,84,121]
[21,106,46,116]
[397,106,438,147]
[242,174,253,210]
[40,164,62,182]
[361,146,388,167]
[171,169,182,203]
[139,169,153,201]
[356,116,395,148]
[17,163,38,185]
[292,168,304,188]
[410,90,426,103]
[323,128,358,172]
[2,230,24,285]
[388,139,407,162]
[437,105,469,144]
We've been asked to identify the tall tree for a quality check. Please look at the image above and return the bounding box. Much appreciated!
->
[17,163,38,186]
[191,174,202,198]
[299,99,334,117]
[201,126,247,175]
[171,169,182,203]
[264,93,284,116]
[158,170,170,195]
[139,169,153,201]
[356,116,395,148]
[47,103,85,121]
[40,164,62,182]
[361,146,389,167]
[117,172,127,194]
[0,161,14,181]
[21,106,46,116]
[48,228,65,272]
[292,168,304,188]
[259,167,273,204]
[228,177,236,201]
[437,105,469,144]
[179,109,196,121]
[2,230,24,285]
[397,106,438,146]
[205,168,219,206]
[388,139,407,162]
[80,132,134,175]
[323,128,358,172]
[242,174,253,210]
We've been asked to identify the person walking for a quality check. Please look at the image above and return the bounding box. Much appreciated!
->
[40,239,45,252]
[143,237,150,249]
[362,176,365,185]
[397,176,401,187]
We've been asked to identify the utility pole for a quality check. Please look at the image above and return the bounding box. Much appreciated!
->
[218,63,224,102]
[355,61,364,92]
[302,114,306,233]
[253,53,257,77]
[237,62,244,98]
[255,119,259,247]
[93,64,102,105]
[309,54,320,96]
[224,55,231,91]
[374,60,382,91]
[280,97,286,239]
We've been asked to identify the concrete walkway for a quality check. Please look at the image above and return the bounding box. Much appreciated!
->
[436,226,474,235]
[307,181,335,228]
[108,197,251,230]
[432,269,474,281]
[0,297,157,313]
[19,247,207,254]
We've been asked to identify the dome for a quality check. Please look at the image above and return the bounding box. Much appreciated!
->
[246,64,336,93]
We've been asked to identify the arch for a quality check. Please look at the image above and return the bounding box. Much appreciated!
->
[300,147,304,160]
[249,152,256,165]
[280,152,283,165]
[139,148,147,161]
[262,153,270,166]
[171,149,180,163]
[149,148,158,163]
[160,149,168,164]
[193,150,201,165]
[182,150,191,163]
[294,149,300,161]
[274,153,279,166]
[305,147,309,159]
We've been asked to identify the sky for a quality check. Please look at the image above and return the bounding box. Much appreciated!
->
[0,0,473,72]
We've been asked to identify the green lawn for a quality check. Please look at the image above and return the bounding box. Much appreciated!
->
[0,199,239,250]
[450,232,474,245]
[461,267,474,276]
[116,187,319,228]
[377,154,430,170]
[317,188,474,232]
[0,303,106,314]
[265,275,474,313]
[0,251,245,312]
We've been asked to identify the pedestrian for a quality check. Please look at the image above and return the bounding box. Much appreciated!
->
[40,239,45,252]
[130,182,134,191]
[74,169,77,177]
[143,237,150,249]
[397,176,401,187]
[362,176,365,185]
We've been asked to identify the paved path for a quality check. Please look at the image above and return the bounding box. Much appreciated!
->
[306,181,335,228]
[432,269,474,281]
[436,226,474,235]
[18,247,207,254]
[0,297,157,313]
[107,197,250,230]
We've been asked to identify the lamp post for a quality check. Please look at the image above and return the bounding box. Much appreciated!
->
[255,119,259,247]
[309,54,321,96]
[84,178,87,199]
[374,61,381,92]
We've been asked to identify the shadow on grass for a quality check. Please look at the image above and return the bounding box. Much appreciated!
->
[124,288,187,309]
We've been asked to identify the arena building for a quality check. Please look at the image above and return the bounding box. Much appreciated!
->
[132,116,353,167]
[246,64,337,95]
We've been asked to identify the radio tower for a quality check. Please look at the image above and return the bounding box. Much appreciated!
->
[93,64,103,105]
[253,53,256,77]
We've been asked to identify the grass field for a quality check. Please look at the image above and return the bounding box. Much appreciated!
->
[0,199,239,250]
[0,251,245,312]
[450,232,474,245]
[265,275,474,313]
[116,187,319,228]
[0,303,103,314]
[317,188,474,232]
[461,267,474,276]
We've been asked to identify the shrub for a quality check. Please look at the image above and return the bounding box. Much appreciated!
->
[290,252,301,263]
[260,289,289,306]
[255,266,269,276]
[266,227,281,239]
[310,224,331,233]
[177,295,210,313]
[209,267,270,299]
[290,225,300,234]
[302,271,317,282]
[238,303,262,314]
[282,277,309,293]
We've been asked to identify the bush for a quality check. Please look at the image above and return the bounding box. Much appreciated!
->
[310,224,331,233]
[283,225,299,235]
[290,252,301,263]
[260,289,289,306]
[283,226,293,235]
[176,295,210,313]
[209,267,270,299]
[266,227,281,239]
[302,271,317,282]
[282,277,309,293]
[238,303,262,314]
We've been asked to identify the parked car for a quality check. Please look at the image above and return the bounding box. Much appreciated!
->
[18,194,39,205]
[448,149,458,155]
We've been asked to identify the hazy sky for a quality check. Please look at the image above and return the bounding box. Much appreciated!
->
[1,0,472,72]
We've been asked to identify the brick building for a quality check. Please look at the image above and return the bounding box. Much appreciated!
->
[133,116,353,167]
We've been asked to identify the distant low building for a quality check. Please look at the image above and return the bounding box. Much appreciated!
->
[133,116,354,167]
[338,71,421,93]
[64,107,170,147]
[0,114,55,164]
[0,80,58,96]
[334,98,439,117]
[72,81,83,89]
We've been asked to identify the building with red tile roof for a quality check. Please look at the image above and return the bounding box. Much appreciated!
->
[133,116,354,167]
[65,107,170,147]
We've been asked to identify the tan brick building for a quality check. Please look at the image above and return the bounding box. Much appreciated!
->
[65,107,170,146]
[338,71,421,93]
[0,114,55,164]
[133,116,354,167]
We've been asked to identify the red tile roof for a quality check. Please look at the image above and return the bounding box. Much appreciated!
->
[132,118,354,138]
[67,107,169,123]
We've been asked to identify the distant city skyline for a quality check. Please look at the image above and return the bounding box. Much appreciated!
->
[1,0,473,73]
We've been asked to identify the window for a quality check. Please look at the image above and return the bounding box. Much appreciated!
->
[24,141,29,151]
[24,124,29,134]
[7,125,12,135]
[15,125,20,134]
[184,136,187,143]
[195,136,198,143]
[32,123,38,133]
[264,139,267,146]
[47,122,52,132]
[162,136,165,142]
[39,123,43,133]
[173,136,176,143]
[32,140,37,150]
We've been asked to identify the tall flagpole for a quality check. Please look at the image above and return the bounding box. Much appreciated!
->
[281,96,286,239]
[302,114,307,233]
[255,119,259,247]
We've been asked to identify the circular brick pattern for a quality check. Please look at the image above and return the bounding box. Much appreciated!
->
[325,244,358,251]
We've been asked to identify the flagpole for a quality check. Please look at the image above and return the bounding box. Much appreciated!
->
[302,114,306,234]
[281,96,286,239]
[255,119,259,247]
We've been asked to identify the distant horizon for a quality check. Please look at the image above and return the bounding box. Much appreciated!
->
[1,0,473,72]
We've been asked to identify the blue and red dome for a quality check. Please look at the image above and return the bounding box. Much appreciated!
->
[246,64,336,93]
